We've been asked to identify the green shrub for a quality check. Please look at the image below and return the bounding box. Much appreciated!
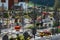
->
[27,26,34,29]
[4,13,9,18]
[58,28,60,33]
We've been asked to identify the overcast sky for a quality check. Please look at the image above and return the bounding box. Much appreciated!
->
[0,0,8,10]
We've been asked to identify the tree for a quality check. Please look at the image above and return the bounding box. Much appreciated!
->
[3,13,9,18]
[54,0,60,27]
[54,0,60,9]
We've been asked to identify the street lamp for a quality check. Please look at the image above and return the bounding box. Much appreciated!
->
[32,1,37,40]
[14,24,21,40]
[20,3,25,32]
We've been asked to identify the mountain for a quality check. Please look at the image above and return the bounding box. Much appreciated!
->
[29,0,55,7]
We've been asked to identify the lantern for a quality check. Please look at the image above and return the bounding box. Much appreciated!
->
[15,26,21,31]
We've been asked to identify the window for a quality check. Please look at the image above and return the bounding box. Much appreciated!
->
[18,0,24,2]
[1,0,6,2]
[14,0,18,3]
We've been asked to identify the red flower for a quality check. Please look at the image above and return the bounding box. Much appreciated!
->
[58,26,60,28]
[42,12,47,15]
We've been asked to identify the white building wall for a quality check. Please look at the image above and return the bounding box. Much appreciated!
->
[0,0,8,10]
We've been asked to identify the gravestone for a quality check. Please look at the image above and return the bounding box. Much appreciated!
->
[2,34,8,40]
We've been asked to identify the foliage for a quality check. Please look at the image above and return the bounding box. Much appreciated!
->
[3,13,9,18]
[26,26,34,29]
[9,34,30,40]
[58,28,60,33]
[29,0,55,6]
[53,22,58,27]
[24,15,30,19]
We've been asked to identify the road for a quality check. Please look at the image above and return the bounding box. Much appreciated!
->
[30,34,60,40]
[0,27,60,40]
[0,18,59,40]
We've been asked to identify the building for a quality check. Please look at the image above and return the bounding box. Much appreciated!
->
[0,0,28,10]
[0,0,8,10]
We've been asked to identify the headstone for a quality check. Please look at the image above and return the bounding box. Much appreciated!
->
[31,28,37,38]
[2,34,8,40]
[23,31,30,40]
[0,22,2,34]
